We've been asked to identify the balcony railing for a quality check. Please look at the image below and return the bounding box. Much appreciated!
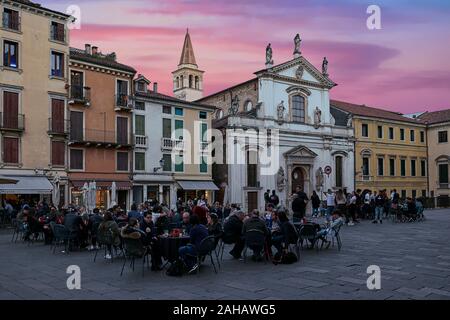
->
[0,113,25,131]
[361,175,373,181]
[161,137,184,150]
[69,128,132,146]
[115,94,133,110]
[437,182,450,189]
[2,12,20,31]
[50,27,65,42]
[48,118,70,135]
[135,135,148,148]
[69,85,91,105]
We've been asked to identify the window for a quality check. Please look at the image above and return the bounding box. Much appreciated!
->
[134,101,145,111]
[3,40,18,68]
[116,117,129,145]
[199,111,207,119]
[163,106,172,114]
[162,154,172,172]
[200,156,207,173]
[51,51,64,77]
[50,21,65,42]
[410,130,415,142]
[439,164,449,184]
[70,111,83,141]
[137,82,145,92]
[51,140,65,166]
[389,127,394,140]
[438,131,448,143]
[2,137,19,164]
[69,149,83,170]
[135,152,145,171]
[245,101,253,112]
[412,190,417,199]
[2,91,20,130]
[377,126,383,139]
[174,120,183,140]
[51,99,65,133]
[335,156,343,188]
[292,95,305,123]
[135,115,145,136]
[401,190,406,199]
[117,152,129,171]
[175,107,183,116]
[389,158,395,176]
[175,154,184,172]
[411,159,416,176]
[2,8,20,31]
[362,124,369,137]
[189,75,193,88]
[195,76,199,89]
[421,160,426,177]
[400,128,405,141]
[400,159,406,176]
[116,80,128,106]
[162,119,172,138]
[377,158,384,176]
[420,131,425,143]
[362,157,370,176]
[247,150,258,187]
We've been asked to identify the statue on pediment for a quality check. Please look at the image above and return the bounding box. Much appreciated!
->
[229,95,239,115]
[277,100,285,123]
[315,167,324,191]
[266,43,274,66]
[322,57,329,76]
[293,34,301,56]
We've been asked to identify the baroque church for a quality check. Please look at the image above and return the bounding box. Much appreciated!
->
[175,32,355,212]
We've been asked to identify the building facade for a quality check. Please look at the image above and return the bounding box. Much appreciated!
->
[0,0,70,206]
[131,32,217,209]
[418,109,450,206]
[199,39,355,213]
[68,44,136,210]
[331,100,428,199]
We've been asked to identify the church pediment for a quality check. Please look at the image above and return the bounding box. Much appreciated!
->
[284,145,318,158]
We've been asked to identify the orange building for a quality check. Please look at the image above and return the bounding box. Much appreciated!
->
[68,44,136,210]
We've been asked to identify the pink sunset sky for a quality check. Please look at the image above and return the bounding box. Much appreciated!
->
[43,0,450,113]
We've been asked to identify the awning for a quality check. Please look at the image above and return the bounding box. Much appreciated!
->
[177,180,219,191]
[70,180,132,190]
[0,176,53,194]
[0,175,18,184]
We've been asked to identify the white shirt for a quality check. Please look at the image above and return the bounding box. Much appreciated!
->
[326,193,335,206]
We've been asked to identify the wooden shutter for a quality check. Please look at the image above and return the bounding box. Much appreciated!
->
[70,149,83,170]
[117,152,128,171]
[51,99,65,133]
[3,137,19,163]
[116,117,128,144]
[56,23,65,41]
[70,111,83,141]
[51,140,65,166]
[3,91,19,129]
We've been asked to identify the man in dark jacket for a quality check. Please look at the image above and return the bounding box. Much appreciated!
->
[269,190,280,207]
[222,210,245,259]
[178,215,209,273]
[242,210,269,261]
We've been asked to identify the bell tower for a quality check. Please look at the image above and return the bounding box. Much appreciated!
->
[172,29,204,101]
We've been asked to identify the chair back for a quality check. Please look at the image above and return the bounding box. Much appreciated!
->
[97,228,114,245]
[53,224,69,240]
[196,235,216,256]
[91,221,101,236]
[285,222,299,244]
[299,224,317,240]
[244,229,266,248]
[122,237,146,258]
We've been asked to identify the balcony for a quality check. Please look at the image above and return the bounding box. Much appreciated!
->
[2,12,20,31]
[135,135,148,148]
[361,175,373,182]
[69,129,132,148]
[68,85,91,106]
[161,137,184,151]
[0,113,25,132]
[437,181,449,189]
[48,118,70,136]
[115,94,133,111]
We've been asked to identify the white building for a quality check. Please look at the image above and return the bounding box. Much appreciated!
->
[198,37,355,212]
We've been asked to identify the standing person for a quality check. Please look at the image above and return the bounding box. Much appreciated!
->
[362,190,372,219]
[347,191,357,226]
[373,190,385,224]
[324,189,336,220]
[222,203,231,220]
[296,186,309,218]
[264,189,271,204]
[264,203,275,229]
[335,190,347,218]
[311,191,321,218]
[222,210,245,259]
[210,201,223,221]
[269,190,280,207]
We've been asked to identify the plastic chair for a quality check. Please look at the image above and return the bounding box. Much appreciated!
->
[187,235,218,274]
[243,229,268,263]
[120,237,150,277]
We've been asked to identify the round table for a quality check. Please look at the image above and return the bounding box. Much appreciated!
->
[160,235,190,263]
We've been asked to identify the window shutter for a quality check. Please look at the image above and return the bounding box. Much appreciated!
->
[52,140,65,166]
[3,137,19,163]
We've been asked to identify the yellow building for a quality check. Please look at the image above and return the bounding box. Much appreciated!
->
[418,109,450,207]
[331,100,428,199]
[0,0,71,205]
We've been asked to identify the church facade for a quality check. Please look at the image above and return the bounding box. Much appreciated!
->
[198,36,355,212]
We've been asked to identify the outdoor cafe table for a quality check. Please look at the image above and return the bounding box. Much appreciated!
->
[160,235,190,263]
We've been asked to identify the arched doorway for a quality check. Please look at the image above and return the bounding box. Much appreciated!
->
[291,167,305,193]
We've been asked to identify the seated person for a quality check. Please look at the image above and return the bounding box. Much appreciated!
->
[64,210,84,248]
[222,210,245,259]
[271,210,296,255]
[406,198,417,220]
[178,215,209,274]
[98,211,121,260]
[193,205,208,225]
[316,210,344,247]
[207,213,223,245]
[127,203,142,221]
[88,208,104,250]
[242,210,269,261]
[22,209,42,241]
[140,212,163,271]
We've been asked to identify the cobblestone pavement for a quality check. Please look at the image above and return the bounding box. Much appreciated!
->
[1,209,450,300]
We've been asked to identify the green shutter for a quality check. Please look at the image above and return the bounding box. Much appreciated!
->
[200,156,207,173]
[175,154,184,172]
[135,115,145,136]
[175,120,183,140]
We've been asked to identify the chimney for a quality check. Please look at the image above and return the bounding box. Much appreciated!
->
[92,46,98,55]
[153,82,158,93]
[85,44,91,54]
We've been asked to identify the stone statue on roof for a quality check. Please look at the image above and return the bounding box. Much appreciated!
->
[266,43,273,66]
[322,57,329,76]
[293,34,301,56]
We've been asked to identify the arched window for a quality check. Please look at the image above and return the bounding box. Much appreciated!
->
[245,100,253,111]
[292,95,305,122]
[189,75,193,88]
[335,156,343,188]
[176,77,180,89]
[180,75,184,88]
[195,76,199,89]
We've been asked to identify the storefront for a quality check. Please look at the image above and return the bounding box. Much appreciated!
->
[132,183,174,207]
[175,180,218,204]
[0,175,54,205]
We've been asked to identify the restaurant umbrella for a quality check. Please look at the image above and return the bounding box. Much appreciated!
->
[52,175,60,208]
[82,182,89,209]
[89,181,97,213]
[110,181,117,208]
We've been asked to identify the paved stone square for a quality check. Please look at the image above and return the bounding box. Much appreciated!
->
[1,209,450,300]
